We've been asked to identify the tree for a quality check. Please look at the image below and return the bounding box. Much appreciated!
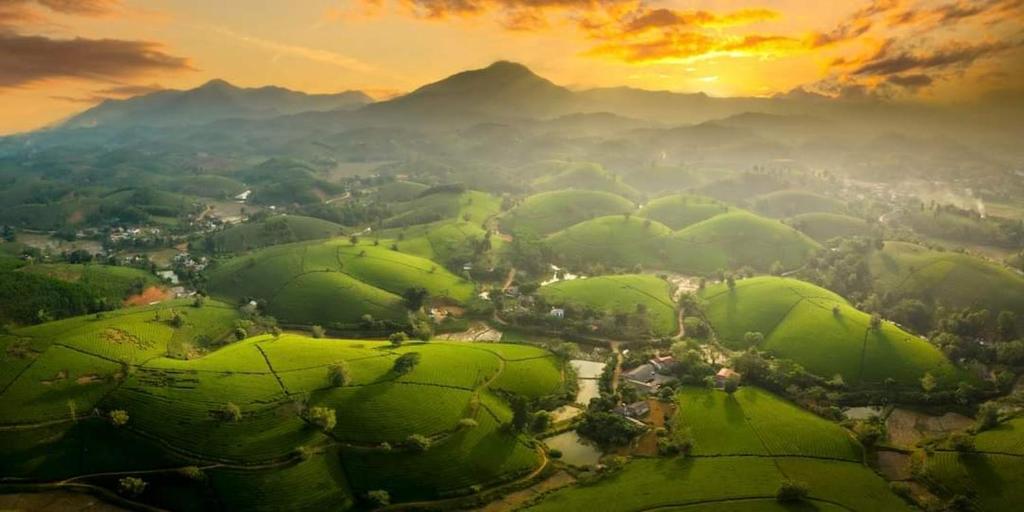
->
[223,402,242,422]
[532,411,551,433]
[328,362,350,387]
[388,331,408,347]
[776,480,809,502]
[949,432,975,453]
[192,295,206,308]
[392,352,421,375]
[975,402,1000,432]
[118,476,147,497]
[769,260,784,276]
[170,310,185,328]
[109,409,129,426]
[997,310,1017,341]
[234,327,247,340]
[402,287,430,311]
[366,490,390,507]
[510,395,531,432]
[405,433,431,452]
[349,235,359,246]
[743,331,764,346]
[726,275,736,290]
[870,313,882,330]
[311,325,325,338]
[723,376,740,394]
[921,372,937,393]
[576,411,645,447]
[306,406,337,432]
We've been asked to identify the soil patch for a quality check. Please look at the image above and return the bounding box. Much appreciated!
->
[876,450,913,480]
[477,470,576,512]
[124,286,171,306]
[886,408,973,448]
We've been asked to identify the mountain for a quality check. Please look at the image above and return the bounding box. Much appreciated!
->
[63,80,373,129]
[363,61,580,122]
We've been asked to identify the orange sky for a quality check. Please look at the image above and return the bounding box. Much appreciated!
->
[1,0,1022,134]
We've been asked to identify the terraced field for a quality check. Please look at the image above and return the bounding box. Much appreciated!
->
[0,322,565,509]
[700,276,960,387]
[501,190,634,235]
[545,210,818,275]
[538,274,678,337]
[205,215,343,253]
[206,241,474,328]
[787,212,873,242]
[923,419,1024,511]
[869,241,1024,315]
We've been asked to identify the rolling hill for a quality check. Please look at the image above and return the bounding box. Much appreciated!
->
[788,212,873,242]
[751,189,845,218]
[923,418,1024,511]
[538,274,678,337]
[0,320,563,508]
[204,215,344,253]
[528,162,640,199]
[500,190,634,235]
[205,241,474,328]
[545,215,672,270]
[699,276,961,387]
[638,194,730,230]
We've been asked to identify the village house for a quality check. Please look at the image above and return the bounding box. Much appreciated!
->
[549,307,565,319]
[614,400,651,420]
[714,367,741,389]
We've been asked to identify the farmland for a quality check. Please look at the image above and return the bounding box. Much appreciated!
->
[205,215,343,253]
[638,194,730,230]
[787,212,873,242]
[205,241,474,328]
[923,419,1024,511]
[0,322,565,507]
[538,274,678,338]
[500,190,634,235]
[700,276,960,387]
[751,190,845,218]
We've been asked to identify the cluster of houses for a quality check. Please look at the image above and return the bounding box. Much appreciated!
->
[172,252,208,272]
[613,352,742,424]
[108,226,163,243]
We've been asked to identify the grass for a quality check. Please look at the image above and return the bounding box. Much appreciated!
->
[209,451,353,511]
[501,190,634,235]
[206,215,343,253]
[700,276,960,387]
[787,212,873,242]
[673,387,861,460]
[206,241,473,328]
[924,452,1023,511]
[539,274,678,337]
[528,161,640,199]
[545,215,673,269]
[751,190,845,218]
[523,456,909,512]
[638,194,730,230]
[869,241,1024,315]
[19,263,160,302]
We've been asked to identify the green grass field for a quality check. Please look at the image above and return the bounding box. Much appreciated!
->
[538,274,678,337]
[205,215,343,253]
[206,240,474,328]
[787,212,873,242]
[19,263,159,300]
[545,215,673,269]
[751,190,845,218]
[375,180,430,202]
[638,194,731,230]
[673,387,861,460]
[501,190,634,235]
[527,161,640,199]
[869,241,1024,315]
[924,421,1024,512]
[524,456,909,512]
[0,327,564,506]
[383,190,499,228]
[700,276,960,387]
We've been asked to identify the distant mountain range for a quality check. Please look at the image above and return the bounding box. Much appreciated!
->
[64,80,372,128]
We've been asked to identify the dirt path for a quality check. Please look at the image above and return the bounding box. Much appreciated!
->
[502,267,517,291]
[609,342,623,393]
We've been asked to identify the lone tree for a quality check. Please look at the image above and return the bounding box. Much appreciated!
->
[723,376,740,395]
[223,402,242,422]
[311,325,326,339]
[388,331,408,347]
[118,476,147,497]
[510,395,531,432]
[109,409,130,427]
[402,287,430,311]
[870,313,883,330]
[726,275,736,290]
[405,433,431,452]
[306,406,337,432]
[920,372,937,393]
[776,480,809,502]
[366,490,391,507]
[975,402,1000,432]
[393,352,421,375]
[743,331,764,346]
[327,362,351,387]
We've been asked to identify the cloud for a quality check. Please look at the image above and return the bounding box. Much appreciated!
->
[0,0,120,24]
[47,81,163,104]
[207,25,380,75]
[0,32,193,87]
[886,73,933,89]
[851,40,1018,77]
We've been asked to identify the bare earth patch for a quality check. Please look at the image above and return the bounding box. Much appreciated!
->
[477,470,576,512]
[124,286,172,306]
[75,374,102,385]
[876,450,913,480]
[102,328,151,350]
[40,370,68,385]
[885,408,973,448]
[437,321,503,342]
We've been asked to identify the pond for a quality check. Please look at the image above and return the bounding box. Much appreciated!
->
[570,360,605,406]
[544,431,603,467]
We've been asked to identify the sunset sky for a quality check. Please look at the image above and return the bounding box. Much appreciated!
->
[1,0,1022,134]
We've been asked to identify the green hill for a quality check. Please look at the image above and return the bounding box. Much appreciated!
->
[638,194,730,230]
[664,211,820,274]
[788,212,873,242]
[700,276,960,387]
[923,418,1024,511]
[0,326,563,508]
[375,180,430,202]
[527,387,906,512]
[752,189,845,218]
[529,161,639,199]
[382,189,498,229]
[545,215,672,269]
[206,241,474,328]
[19,263,159,302]
[538,274,677,337]
[869,241,1024,315]
[205,215,344,253]
[501,190,634,236]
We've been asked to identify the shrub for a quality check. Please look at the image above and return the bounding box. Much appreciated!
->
[388,331,408,347]
[548,448,563,459]
[776,480,809,502]
[405,434,431,452]
[366,490,390,507]
[327,362,350,387]
[306,406,337,432]
[311,325,325,339]
[109,409,129,427]
[975,402,999,432]
[392,352,421,375]
[178,466,204,481]
[118,476,147,497]
[457,418,479,430]
[222,402,242,422]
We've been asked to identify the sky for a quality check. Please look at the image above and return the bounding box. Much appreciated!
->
[0,0,1022,134]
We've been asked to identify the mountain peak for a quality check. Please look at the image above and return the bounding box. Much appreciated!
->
[198,79,236,90]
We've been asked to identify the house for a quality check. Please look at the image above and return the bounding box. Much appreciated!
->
[714,368,741,389]
[613,401,651,419]
[649,354,676,372]
[623,363,674,393]
[549,308,565,319]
